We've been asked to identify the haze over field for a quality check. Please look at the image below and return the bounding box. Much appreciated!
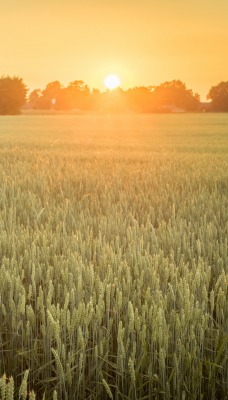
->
[1,0,228,99]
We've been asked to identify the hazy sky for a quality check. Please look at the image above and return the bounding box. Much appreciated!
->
[1,0,228,99]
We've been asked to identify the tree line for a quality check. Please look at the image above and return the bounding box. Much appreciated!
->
[0,75,228,114]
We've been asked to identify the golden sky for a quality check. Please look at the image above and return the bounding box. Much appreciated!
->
[1,0,228,99]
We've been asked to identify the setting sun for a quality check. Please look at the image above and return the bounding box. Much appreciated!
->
[104,74,121,90]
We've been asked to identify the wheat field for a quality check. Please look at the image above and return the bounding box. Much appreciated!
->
[0,114,227,399]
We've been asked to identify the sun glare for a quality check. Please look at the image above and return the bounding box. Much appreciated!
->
[104,74,121,90]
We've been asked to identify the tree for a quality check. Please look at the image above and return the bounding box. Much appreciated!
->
[99,87,127,113]
[124,81,200,113]
[125,87,153,112]
[207,81,228,111]
[0,76,27,115]
[40,81,63,109]
[66,80,91,110]
[28,89,42,109]
[36,80,91,110]
[151,80,200,111]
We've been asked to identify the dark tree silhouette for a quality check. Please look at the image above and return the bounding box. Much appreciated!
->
[98,88,127,113]
[28,89,42,109]
[0,76,27,115]
[207,81,228,111]
[39,81,63,109]
[151,80,200,112]
[66,81,91,110]
[31,80,91,110]
[25,78,204,113]
[125,87,153,112]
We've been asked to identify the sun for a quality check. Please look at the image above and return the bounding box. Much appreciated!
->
[104,74,121,90]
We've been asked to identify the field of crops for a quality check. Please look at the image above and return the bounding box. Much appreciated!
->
[0,114,227,400]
